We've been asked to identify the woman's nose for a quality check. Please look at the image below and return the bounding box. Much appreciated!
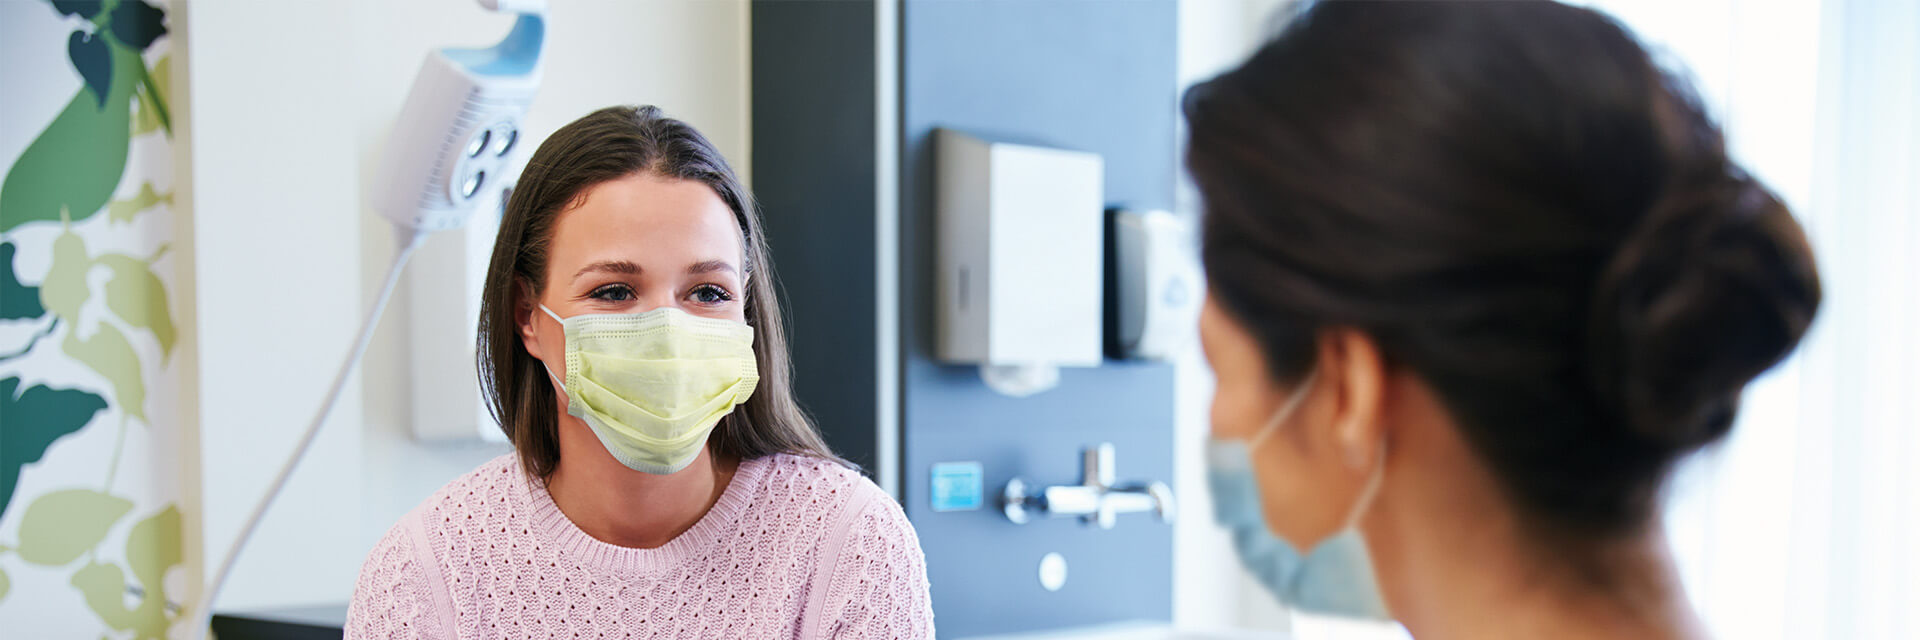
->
[633,294,678,315]
[629,295,675,313]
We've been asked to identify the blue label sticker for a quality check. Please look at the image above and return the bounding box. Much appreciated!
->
[930,462,985,512]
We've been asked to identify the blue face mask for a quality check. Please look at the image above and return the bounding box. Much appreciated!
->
[1206,370,1390,620]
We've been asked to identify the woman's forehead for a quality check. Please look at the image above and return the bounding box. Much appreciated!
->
[547,174,744,272]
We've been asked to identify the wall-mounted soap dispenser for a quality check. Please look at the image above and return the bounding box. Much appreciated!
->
[935,129,1105,397]
[1107,209,1202,361]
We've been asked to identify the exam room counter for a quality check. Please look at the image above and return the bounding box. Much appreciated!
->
[209,605,347,640]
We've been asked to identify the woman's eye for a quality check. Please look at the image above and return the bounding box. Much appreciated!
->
[689,284,734,305]
[589,284,635,302]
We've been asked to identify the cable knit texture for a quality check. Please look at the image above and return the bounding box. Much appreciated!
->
[346,453,933,639]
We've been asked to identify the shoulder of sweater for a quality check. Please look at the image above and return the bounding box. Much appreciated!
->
[359,510,419,569]
[756,447,879,488]
[843,477,915,543]
[395,453,524,539]
[752,452,885,504]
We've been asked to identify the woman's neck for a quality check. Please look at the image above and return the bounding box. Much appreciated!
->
[1361,409,1708,640]
[1373,513,1703,640]
[545,416,738,549]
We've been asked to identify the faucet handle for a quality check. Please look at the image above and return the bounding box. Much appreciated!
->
[1145,481,1176,524]
[1094,488,1121,529]
[1001,443,1175,529]
[1084,443,1116,489]
[1003,477,1033,524]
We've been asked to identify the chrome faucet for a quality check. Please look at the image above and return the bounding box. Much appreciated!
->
[1002,443,1175,529]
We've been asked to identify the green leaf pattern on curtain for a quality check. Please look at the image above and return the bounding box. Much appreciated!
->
[0,378,109,519]
[69,506,182,638]
[0,35,138,232]
[0,0,184,632]
[16,489,133,567]
[0,242,46,320]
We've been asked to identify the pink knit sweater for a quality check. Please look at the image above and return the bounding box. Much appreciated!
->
[346,453,933,639]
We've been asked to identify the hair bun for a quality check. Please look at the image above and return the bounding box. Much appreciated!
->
[1585,170,1822,453]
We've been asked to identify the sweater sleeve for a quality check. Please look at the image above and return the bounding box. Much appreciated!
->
[345,517,454,640]
[821,494,935,640]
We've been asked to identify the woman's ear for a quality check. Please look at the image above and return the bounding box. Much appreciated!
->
[1318,328,1390,471]
[516,278,548,362]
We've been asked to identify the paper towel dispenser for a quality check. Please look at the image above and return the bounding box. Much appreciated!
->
[935,129,1105,396]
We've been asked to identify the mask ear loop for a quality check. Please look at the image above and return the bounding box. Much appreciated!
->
[1244,368,1386,532]
[537,304,569,396]
[1342,440,1389,531]
[1248,369,1320,453]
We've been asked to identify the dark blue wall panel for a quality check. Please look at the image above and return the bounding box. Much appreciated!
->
[751,1,883,473]
[899,1,1179,636]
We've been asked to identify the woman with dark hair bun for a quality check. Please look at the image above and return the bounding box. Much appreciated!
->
[1189,1,1820,638]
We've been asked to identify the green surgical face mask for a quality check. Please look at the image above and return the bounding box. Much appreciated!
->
[539,304,759,475]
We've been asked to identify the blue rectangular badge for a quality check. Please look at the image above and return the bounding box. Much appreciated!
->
[930,461,985,512]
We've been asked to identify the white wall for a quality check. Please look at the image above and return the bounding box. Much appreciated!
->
[184,0,750,611]
[1170,0,1295,632]
[1173,2,1409,638]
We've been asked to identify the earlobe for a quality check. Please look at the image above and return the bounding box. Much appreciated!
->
[1343,426,1374,471]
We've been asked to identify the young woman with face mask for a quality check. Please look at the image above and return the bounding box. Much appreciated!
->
[1189,2,1821,639]
[347,106,934,639]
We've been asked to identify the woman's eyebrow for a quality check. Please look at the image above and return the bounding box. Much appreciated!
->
[571,260,641,282]
[687,259,738,276]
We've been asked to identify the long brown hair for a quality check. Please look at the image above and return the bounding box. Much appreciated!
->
[477,105,839,480]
